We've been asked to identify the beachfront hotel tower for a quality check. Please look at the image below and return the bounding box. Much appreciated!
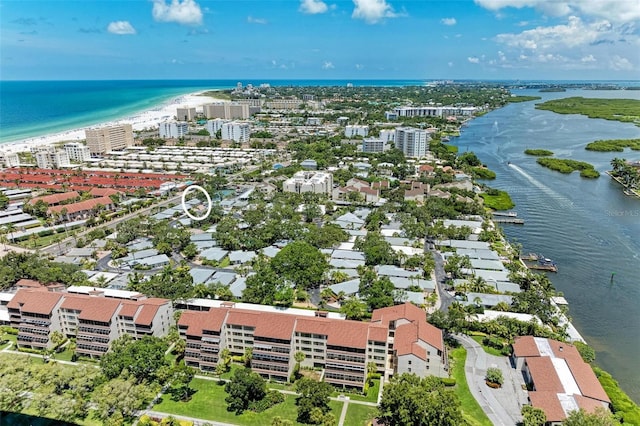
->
[85,124,134,156]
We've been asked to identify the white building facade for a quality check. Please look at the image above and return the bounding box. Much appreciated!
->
[159,121,189,139]
[395,127,429,158]
[345,125,369,138]
[221,122,250,143]
[283,171,333,195]
[64,142,91,162]
[362,138,386,153]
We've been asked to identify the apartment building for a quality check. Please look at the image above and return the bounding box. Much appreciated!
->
[395,127,429,158]
[205,118,227,136]
[203,103,250,120]
[32,146,71,169]
[392,106,478,118]
[176,107,197,121]
[64,142,91,162]
[283,171,333,195]
[264,99,302,110]
[221,122,250,143]
[345,125,369,138]
[159,121,189,139]
[85,124,134,156]
[362,138,386,153]
[7,288,172,357]
[178,302,446,390]
[0,151,20,168]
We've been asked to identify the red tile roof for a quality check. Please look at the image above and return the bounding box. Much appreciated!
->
[7,289,63,315]
[29,191,80,206]
[566,358,610,403]
[89,188,121,197]
[135,304,159,326]
[367,325,388,343]
[371,302,426,326]
[77,297,122,323]
[16,279,44,288]
[528,391,567,422]
[179,308,229,336]
[327,320,369,349]
[118,303,140,318]
[295,317,331,336]
[513,335,541,357]
[49,196,114,215]
[526,357,564,392]
[254,313,296,341]
[226,310,260,328]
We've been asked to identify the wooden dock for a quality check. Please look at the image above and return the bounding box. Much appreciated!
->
[493,218,524,224]
[526,263,558,272]
[492,211,518,217]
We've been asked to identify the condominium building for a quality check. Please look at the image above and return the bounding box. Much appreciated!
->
[159,121,189,139]
[395,127,429,158]
[205,119,227,136]
[179,302,446,390]
[33,146,71,169]
[345,125,369,138]
[203,103,250,120]
[392,106,478,118]
[264,99,302,110]
[283,171,333,195]
[0,152,20,168]
[176,107,197,121]
[64,142,91,162]
[7,288,172,357]
[221,122,250,143]
[85,124,134,156]
[362,138,386,153]
[379,129,395,143]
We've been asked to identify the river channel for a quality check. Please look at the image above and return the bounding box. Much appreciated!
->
[454,88,640,403]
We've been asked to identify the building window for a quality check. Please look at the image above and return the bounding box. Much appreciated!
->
[408,360,412,365]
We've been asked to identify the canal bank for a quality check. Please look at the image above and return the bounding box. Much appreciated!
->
[455,88,640,403]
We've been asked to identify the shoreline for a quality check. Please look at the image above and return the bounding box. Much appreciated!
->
[0,90,225,155]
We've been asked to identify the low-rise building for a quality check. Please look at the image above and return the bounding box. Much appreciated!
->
[283,171,333,195]
[345,125,369,138]
[362,138,385,153]
[178,302,446,390]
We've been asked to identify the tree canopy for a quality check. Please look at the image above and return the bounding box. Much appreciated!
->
[271,241,329,289]
[224,367,267,414]
[100,335,170,383]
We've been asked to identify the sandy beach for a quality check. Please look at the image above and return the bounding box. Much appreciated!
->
[0,92,224,155]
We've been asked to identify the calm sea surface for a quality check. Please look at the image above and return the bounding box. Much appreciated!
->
[453,89,640,402]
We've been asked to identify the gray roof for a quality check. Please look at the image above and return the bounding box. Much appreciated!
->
[376,265,418,278]
[228,251,257,264]
[437,239,491,250]
[457,248,500,261]
[352,208,372,219]
[329,279,360,296]
[347,229,368,237]
[190,268,216,284]
[261,246,281,258]
[194,240,217,250]
[127,239,153,252]
[403,291,425,305]
[334,212,365,229]
[229,276,247,297]
[329,268,359,279]
[67,248,95,257]
[87,239,107,249]
[133,254,170,267]
[390,276,432,290]
[467,269,511,282]
[496,281,522,294]
[470,259,506,272]
[464,292,513,307]
[120,248,159,263]
[443,219,484,230]
[331,249,366,261]
[54,256,82,265]
[329,258,365,269]
[208,271,236,286]
[200,247,229,262]
[384,237,412,247]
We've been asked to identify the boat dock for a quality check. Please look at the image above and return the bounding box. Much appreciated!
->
[493,217,524,224]
[492,211,518,217]
[520,253,558,272]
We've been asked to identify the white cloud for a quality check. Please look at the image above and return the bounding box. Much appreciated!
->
[610,55,633,70]
[322,61,335,69]
[352,0,398,24]
[581,54,596,62]
[107,21,136,35]
[448,61,454,67]
[299,0,329,14]
[247,16,267,24]
[468,56,480,63]
[355,63,364,70]
[152,0,203,26]
[474,0,640,23]
[441,17,456,26]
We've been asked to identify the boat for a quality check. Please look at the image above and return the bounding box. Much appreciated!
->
[520,253,558,272]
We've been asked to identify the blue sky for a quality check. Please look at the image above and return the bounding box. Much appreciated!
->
[1,0,639,80]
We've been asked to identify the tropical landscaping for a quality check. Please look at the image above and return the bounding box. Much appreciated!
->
[585,139,640,152]
[535,97,640,124]
[524,149,554,156]
[536,158,600,178]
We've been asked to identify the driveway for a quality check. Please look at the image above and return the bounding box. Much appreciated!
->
[454,334,529,426]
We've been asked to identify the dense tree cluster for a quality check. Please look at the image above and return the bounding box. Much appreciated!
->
[0,252,88,290]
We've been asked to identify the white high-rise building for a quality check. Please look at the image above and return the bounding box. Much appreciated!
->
[159,121,189,139]
[33,146,70,169]
[64,142,91,162]
[205,119,227,136]
[203,102,250,119]
[395,127,429,158]
[379,129,395,143]
[221,122,250,143]
[0,152,20,168]
[345,125,369,138]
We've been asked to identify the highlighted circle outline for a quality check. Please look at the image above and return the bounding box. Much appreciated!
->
[181,185,212,221]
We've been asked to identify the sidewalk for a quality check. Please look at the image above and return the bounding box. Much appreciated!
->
[454,334,527,426]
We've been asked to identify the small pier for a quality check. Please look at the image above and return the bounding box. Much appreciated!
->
[493,217,524,224]
[527,263,558,272]
[520,253,558,272]
[492,211,518,217]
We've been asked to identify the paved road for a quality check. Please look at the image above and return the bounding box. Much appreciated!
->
[424,239,455,312]
[454,334,528,426]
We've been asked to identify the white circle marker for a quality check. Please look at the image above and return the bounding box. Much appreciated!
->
[181,185,212,221]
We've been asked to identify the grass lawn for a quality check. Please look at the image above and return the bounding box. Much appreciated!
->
[154,377,343,425]
[332,379,380,403]
[218,256,231,268]
[470,335,505,357]
[450,346,492,426]
[343,403,377,426]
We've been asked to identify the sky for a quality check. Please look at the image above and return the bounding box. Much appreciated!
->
[1,0,639,81]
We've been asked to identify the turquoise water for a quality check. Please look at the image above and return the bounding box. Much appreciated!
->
[0,79,429,144]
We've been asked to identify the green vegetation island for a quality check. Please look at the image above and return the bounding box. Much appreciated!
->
[524,149,554,156]
[507,95,541,103]
[535,97,640,124]
[585,139,640,152]
[539,87,566,92]
[536,158,600,178]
